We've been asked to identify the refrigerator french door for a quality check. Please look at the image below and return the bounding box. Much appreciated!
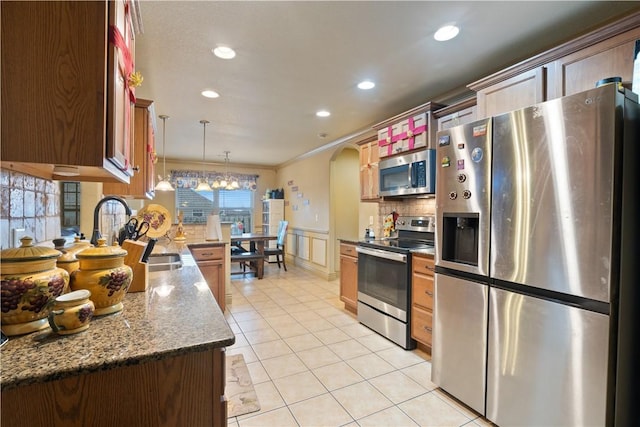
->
[432,117,492,415]
[488,84,640,426]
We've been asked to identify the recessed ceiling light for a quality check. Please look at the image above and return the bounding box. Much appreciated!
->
[357,80,375,90]
[212,46,236,59]
[316,110,330,117]
[434,24,459,41]
[201,90,220,98]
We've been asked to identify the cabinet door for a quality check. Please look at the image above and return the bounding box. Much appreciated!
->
[411,306,433,347]
[0,0,133,183]
[196,261,225,311]
[106,0,134,176]
[476,67,546,118]
[359,140,380,201]
[339,243,358,313]
[437,106,477,131]
[546,26,640,99]
[413,272,434,310]
[104,98,155,198]
[340,255,358,313]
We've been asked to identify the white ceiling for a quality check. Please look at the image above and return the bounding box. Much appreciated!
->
[134,1,639,167]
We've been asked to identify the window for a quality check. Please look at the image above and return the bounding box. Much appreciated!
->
[172,170,258,231]
[60,181,81,235]
[176,188,255,231]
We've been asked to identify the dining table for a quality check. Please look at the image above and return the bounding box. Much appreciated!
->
[230,233,277,279]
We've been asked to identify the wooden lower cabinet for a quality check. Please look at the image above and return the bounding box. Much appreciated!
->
[411,254,435,352]
[339,242,358,314]
[190,245,226,311]
[1,348,228,427]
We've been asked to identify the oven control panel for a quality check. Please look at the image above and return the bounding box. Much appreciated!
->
[396,216,435,232]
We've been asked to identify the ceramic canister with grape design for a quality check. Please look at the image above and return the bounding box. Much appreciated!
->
[70,238,132,316]
[47,289,95,335]
[0,237,70,336]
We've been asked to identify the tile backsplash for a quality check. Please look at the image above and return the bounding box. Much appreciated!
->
[1,168,61,248]
[375,197,436,237]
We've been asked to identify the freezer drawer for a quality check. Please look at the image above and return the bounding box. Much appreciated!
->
[432,273,488,415]
[487,287,609,426]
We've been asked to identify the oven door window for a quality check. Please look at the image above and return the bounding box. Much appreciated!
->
[379,164,409,194]
[357,252,408,310]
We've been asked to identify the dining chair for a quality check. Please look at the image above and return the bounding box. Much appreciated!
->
[263,220,288,271]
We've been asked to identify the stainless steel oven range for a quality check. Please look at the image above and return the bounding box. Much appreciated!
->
[356,216,434,350]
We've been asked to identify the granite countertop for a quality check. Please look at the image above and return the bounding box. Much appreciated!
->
[338,238,361,245]
[0,247,235,391]
[411,247,436,257]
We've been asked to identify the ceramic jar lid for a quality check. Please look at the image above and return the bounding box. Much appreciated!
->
[0,237,62,275]
[66,236,93,253]
[75,238,127,259]
[58,251,78,264]
[1,236,61,262]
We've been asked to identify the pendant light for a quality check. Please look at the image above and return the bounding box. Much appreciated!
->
[224,151,240,190]
[195,119,213,192]
[155,114,175,191]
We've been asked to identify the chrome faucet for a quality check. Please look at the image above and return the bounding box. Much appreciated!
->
[90,196,132,245]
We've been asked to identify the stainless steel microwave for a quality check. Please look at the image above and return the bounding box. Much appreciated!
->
[379,149,436,197]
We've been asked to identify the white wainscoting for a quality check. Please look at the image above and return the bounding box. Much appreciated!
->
[285,227,335,280]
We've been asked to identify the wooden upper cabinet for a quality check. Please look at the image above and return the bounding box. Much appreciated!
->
[0,0,139,183]
[373,101,444,158]
[104,99,156,199]
[474,67,546,119]
[107,0,136,177]
[469,11,640,118]
[546,26,640,98]
[435,97,478,132]
[357,135,380,202]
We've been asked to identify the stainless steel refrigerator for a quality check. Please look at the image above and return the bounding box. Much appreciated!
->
[433,84,640,426]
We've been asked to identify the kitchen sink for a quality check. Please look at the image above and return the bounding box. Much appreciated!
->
[147,253,183,272]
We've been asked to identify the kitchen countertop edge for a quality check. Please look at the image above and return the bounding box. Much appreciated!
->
[0,245,234,391]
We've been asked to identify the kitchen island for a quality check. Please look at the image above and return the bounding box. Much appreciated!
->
[0,249,235,426]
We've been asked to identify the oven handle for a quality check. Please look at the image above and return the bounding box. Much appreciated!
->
[356,246,407,263]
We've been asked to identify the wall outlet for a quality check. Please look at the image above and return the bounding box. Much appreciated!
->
[12,228,27,248]
[369,216,374,225]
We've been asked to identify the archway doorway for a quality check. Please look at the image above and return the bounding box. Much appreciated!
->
[329,145,360,276]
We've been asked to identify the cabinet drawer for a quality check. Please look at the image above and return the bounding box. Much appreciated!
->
[411,306,433,347]
[413,273,434,310]
[340,243,357,257]
[190,246,224,261]
[412,256,435,276]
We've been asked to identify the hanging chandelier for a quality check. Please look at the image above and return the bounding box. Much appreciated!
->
[211,151,240,190]
[195,119,213,192]
[154,114,175,191]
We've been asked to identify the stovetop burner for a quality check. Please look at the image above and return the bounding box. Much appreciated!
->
[364,237,434,250]
[360,215,435,254]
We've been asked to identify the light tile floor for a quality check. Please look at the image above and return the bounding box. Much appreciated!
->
[226,263,490,427]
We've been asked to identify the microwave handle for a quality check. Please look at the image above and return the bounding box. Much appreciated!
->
[409,162,416,188]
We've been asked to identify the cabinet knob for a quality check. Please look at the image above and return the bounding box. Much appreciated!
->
[424,326,432,333]
[425,290,433,297]
[353,260,358,264]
